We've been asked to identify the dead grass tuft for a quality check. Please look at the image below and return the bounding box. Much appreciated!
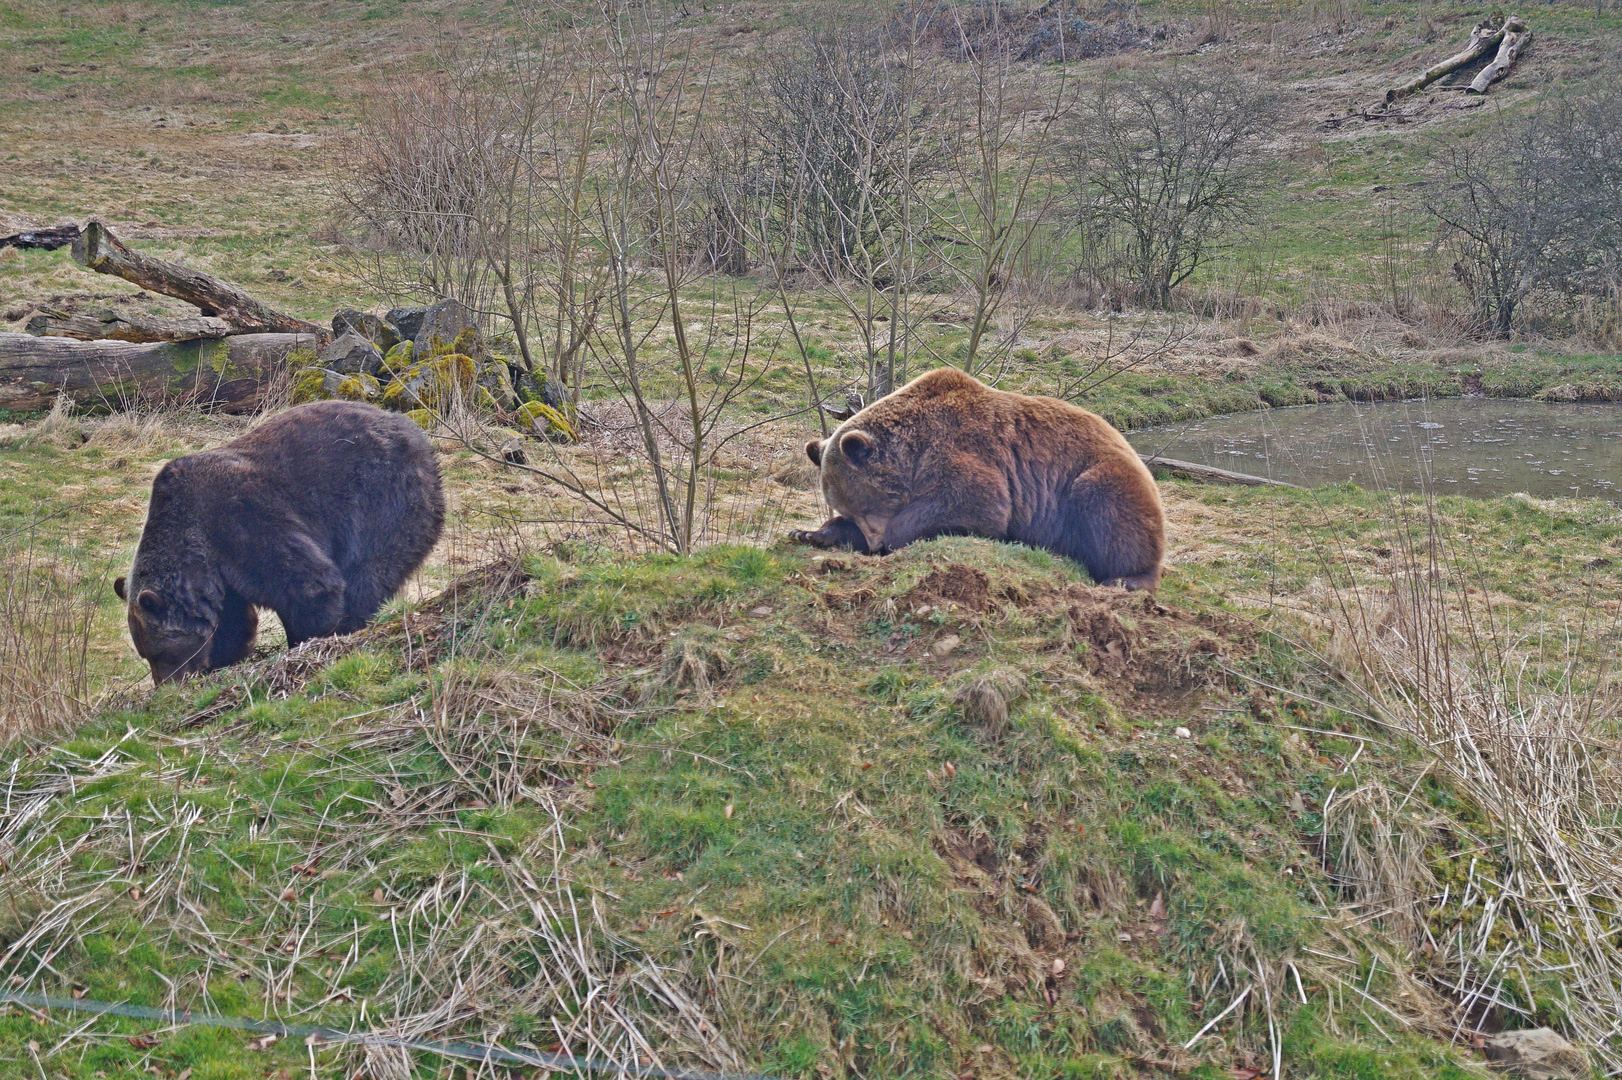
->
[1301,493,1622,1066]
[953,665,1027,738]
[0,517,98,742]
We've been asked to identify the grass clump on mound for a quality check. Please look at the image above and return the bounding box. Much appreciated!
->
[0,527,1583,1079]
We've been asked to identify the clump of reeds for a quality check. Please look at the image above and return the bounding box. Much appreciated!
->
[1312,491,1622,1069]
[0,517,98,742]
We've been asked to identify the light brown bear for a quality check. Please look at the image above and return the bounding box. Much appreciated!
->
[788,368,1164,590]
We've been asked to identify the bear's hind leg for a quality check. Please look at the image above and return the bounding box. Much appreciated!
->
[788,516,870,554]
[273,542,349,648]
[1062,461,1164,590]
[334,566,394,635]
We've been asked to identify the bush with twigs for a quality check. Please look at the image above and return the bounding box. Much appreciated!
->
[1063,65,1283,310]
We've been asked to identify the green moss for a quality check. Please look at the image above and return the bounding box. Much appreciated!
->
[380,353,478,411]
[515,399,577,442]
[381,338,413,374]
[404,407,439,431]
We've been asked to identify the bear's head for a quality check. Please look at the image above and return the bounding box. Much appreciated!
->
[806,428,903,553]
[114,574,218,684]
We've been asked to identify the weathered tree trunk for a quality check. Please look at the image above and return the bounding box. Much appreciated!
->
[25,308,234,343]
[1140,454,1300,488]
[70,220,328,341]
[1387,19,1506,102]
[0,332,312,414]
[1468,18,1530,93]
[0,223,81,251]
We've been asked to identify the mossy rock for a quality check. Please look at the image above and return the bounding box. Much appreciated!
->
[293,367,380,404]
[405,408,440,432]
[413,300,486,363]
[381,339,414,376]
[516,371,573,418]
[381,353,479,412]
[291,367,328,405]
[516,399,578,443]
[331,371,381,402]
[475,358,515,410]
[285,346,319,370]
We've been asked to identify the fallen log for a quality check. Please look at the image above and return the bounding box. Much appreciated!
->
[0,223,82,251]
[0,332,314,415]
[1468,17,1530,94]
[1386,18,1507,103]
[1140,454,1301,488]
[71,220,328,341]
[25,307,234,343]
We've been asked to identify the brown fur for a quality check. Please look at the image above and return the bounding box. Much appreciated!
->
[788,368,1164,589]
[115,401,444,684]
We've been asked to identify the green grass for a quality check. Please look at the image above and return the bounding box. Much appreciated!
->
[10,482,1616,1076]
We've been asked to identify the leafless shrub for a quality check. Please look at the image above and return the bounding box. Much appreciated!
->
[1064,66,1283,310]
[902,0,1149,62]
[924,6,1074,378]
[757,25,918,278]
[334,20,611,397]
[751,15,943,405]
[335,73,505,320]
[1425,87,1622,339]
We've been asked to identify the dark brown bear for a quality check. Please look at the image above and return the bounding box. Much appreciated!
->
[788,367,1164,589]
[114,400,444,684]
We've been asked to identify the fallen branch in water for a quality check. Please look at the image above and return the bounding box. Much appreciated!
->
[1140,454,1301,488]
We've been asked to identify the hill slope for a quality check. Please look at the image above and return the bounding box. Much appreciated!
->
[1,523,1566,1079]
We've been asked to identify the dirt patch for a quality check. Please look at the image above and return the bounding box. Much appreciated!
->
[903,563,991,613]
[934,824,1077,993]
[1032,586,1247,700]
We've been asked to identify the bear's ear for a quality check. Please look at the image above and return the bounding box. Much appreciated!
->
[113,576,127,601]
[839,430,876,468]
[136,589,165,615]
[805,439,823,467]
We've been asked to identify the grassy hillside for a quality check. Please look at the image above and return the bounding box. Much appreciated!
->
[0,528,1518,1078]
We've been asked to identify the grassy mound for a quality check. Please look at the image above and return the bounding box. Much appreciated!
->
[0,531,1512,1079]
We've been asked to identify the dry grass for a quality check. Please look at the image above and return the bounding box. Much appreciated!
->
[423,394,820,559]
[0,515,99,742]
[1301,492,1622,1067]
[0,593,742,1076]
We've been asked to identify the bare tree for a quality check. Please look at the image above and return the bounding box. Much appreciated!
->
[1547,84,1622,303]
[925,5,1073,378]
[752,20,942,405]
[1424,110,1590,337]
[583,0,781,554]
[1064,66,1282,310]
[757,26,915,274]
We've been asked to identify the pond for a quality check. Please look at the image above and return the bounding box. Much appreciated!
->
[1126,398,1622,504]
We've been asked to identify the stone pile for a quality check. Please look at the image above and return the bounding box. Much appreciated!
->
[291,298,575,442]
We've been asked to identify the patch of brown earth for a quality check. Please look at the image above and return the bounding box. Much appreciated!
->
[1042,586,1247,701]
[903,563,991,613]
